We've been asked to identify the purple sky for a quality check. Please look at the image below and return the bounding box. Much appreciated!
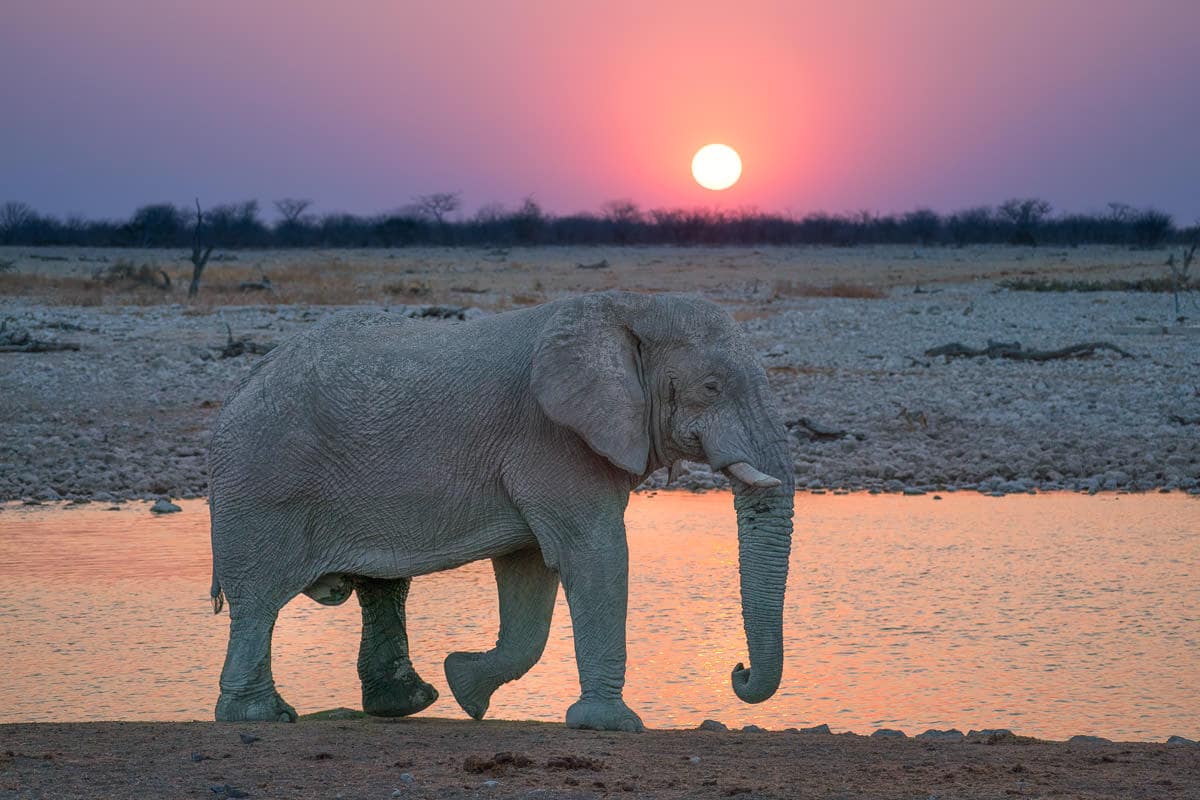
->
[3,0,1198,220]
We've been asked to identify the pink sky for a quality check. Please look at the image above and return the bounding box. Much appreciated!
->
[3,0,1198,219]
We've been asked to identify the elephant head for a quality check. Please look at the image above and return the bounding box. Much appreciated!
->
[532,291,795,704]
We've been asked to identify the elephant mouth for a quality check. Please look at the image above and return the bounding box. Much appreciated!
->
[677,431,703,456]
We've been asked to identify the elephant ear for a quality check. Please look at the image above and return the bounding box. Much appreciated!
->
[531,294,649,476]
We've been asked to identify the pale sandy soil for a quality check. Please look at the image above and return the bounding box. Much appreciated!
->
[2,245,1198,500]
[2,719,1197,800]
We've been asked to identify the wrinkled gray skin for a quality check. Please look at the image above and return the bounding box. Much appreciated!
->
[209,291,794,731]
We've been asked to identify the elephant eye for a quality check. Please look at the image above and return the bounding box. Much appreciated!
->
[703,379,722,397]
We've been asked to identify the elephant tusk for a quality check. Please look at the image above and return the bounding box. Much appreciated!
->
[726,461,782,488]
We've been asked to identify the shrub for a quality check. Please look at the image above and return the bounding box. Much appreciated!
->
[0,198,1187,249]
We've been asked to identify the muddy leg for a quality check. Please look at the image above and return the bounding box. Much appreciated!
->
[355,576,439,717]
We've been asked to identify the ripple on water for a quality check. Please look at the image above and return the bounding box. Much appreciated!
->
[0,492,1197,739]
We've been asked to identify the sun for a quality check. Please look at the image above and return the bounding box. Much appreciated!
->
[691,143,742,191]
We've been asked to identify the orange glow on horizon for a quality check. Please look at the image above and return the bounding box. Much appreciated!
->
[2,1,1197,218]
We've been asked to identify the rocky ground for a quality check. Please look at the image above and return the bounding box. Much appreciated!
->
[744,283,1200,494]
[1,283,1198,502]
[1,718,1197,800]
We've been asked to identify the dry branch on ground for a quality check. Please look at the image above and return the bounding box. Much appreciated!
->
[237,274,274,292]
[787,417,863,441]
[217,323,275,359]
[0,319,80,353]
[925,339,1132,361]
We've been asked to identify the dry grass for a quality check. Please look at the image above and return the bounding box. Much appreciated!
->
[0,244,1174,309]
[0,271,166,306]
[382,277,435,299]
[0,259,474,308]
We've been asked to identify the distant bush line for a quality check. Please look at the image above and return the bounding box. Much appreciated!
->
[0,197,1193,250]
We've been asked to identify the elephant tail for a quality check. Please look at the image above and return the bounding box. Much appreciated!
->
[210,577,225,615]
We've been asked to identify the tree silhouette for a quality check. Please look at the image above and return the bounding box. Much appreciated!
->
[188,199,215,299]
[274,198,313,224]
[0,202,35,243]
[412,192,461,224]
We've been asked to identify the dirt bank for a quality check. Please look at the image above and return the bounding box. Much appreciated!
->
[2,718,1197,799]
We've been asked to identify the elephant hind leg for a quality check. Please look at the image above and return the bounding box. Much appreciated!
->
[355,576,439,717]
[445,548,558,720]
[216,608,297,722]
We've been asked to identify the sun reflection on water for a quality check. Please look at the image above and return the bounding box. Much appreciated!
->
[0,492,1196,740]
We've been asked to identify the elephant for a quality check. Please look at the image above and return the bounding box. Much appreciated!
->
[208,290,794,732]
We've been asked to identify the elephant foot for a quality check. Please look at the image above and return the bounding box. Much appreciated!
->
[215,689,297,723]
[444,651,502,720]
[565,698,644,732]
[361,668,439,717]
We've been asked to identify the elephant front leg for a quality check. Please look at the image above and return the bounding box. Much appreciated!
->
[354,577,439,717]
[444,548,558,720]
[559,534,644,732]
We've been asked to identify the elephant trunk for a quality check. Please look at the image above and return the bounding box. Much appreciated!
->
[728,441,794,704]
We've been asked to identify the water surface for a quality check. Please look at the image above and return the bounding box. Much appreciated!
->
[1,492,1196,740]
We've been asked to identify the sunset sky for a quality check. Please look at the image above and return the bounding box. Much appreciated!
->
[3,0,1198,219]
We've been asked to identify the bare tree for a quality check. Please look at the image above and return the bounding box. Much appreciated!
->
[0,201,35,243]
[902,208,941,245]
[999,198,1052,226]
[1168,224,1198,317]
[602,199,642,244]
[130,203,186,246]
[1131,208,1174,249]
[205,200,264,247]
[511,195,544,244]
[273,197,312,225]
[472,202,506,223]
[999,198,1052,245]
[412,192,461,224]
[601,199,642,224]
[188,199,215,299]
[1106,202,1134,223]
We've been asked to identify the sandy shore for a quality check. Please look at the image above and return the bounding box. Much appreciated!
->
[2,718,1197,799]
[2,245,1198,501]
